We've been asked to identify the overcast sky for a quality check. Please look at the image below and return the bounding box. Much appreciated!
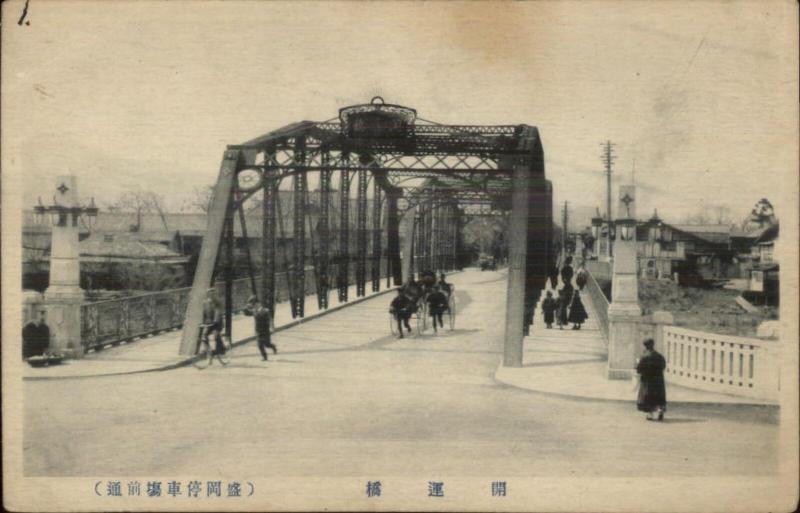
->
[3,0,797,228]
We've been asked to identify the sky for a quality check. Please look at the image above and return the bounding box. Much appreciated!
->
[3,0,798,229]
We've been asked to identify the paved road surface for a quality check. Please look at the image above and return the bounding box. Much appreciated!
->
[24,269,778,477]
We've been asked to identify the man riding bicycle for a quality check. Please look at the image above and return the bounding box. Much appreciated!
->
[198,288,228,366]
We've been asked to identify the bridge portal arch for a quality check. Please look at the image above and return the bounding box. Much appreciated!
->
[179,99,553,367]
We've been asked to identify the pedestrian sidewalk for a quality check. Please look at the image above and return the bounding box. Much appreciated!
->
[23,280,400,380]
[494,276,777,406]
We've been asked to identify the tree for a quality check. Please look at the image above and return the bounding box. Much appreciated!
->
[742,198,776,231]
[106,189,168,231]
[461,215,509,262]
[682,205,731,225]
[180,185,215,213]
[712,206,732,225]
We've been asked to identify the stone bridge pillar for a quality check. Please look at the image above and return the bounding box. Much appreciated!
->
[606,185,642,379]
[45,175,86,358]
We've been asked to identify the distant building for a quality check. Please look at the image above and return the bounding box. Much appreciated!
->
[747,223,779,305]
[634,211,780,291]
[636,213,738,281]
[22,192,387,291]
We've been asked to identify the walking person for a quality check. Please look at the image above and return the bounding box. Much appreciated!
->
[244,296,277,361]
[390,289,414,338]
[575,267,587,291]
[197,289,228,366]
[636,339,667,421]
[438,272,452,297]
[426,285,449,333]
[568,290,588,329]
[548,263,559,290]
[556,287,570,330]
[403,276,422,302]
[541,291,557,329]
[560,256,574,287]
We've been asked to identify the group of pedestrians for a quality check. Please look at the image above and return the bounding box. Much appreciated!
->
[541,256,588,330]
[545,256,667,421]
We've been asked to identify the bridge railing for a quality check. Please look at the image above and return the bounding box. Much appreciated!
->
[583,263,610,343]
[661,325,779,401]
[584,260,612,282]
[80,261,391,352]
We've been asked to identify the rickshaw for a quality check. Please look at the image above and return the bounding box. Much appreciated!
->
[389,287,427,336]
[479,255,497,271]
[421,271,457,331]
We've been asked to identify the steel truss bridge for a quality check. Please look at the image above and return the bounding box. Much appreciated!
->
[179,98,554,366]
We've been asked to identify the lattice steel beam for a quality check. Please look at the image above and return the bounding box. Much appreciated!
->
[317,153,331,310]
[262,178,277,316]
[337,166,350,302]
[355,169,368,297]
[236,201,257,299]
[224,210,234,340]
[371,178,382,292]
[292,137,307,318]
[425,202,434,272]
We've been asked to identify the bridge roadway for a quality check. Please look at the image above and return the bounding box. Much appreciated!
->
[24,269,778,479]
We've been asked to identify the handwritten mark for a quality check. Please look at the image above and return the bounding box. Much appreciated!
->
[18,0,31,25]
[34,84,52,98]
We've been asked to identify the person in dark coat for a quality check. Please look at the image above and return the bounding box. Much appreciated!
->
[426,286,449,333]
[244,296,277,361]
[541,291,557,329]
[438,273,452,297]
[560,256,574,287]
[575,268,587,291]
[556,288,570,329]
[403,277,422,303]
[636,339,667,421]
[548,264,560,290]
[390,289,414,338]
[198,289,227,366]
[420,270,437,294]
[568,290,588,329]
[22,309,50,359]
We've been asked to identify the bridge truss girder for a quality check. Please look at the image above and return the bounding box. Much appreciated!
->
[178,102,553,370]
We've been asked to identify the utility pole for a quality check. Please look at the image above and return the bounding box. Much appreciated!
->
[601,141,616,259]
[561,200,568,256]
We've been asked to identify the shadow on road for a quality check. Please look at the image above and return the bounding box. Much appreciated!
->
[657,417,708,424]
[522,357,606,368]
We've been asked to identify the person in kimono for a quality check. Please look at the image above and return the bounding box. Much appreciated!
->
[636,338,667,421]
[541,291,557,329]
[568,290,588,330]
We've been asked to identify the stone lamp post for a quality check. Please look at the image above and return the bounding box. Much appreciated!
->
[35,176,98,357]
[606,185,643,379]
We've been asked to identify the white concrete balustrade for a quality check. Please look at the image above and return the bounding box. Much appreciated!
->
[662,325,779,402]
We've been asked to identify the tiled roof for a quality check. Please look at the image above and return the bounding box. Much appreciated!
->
[79,233,186,260]
[22,191,376,240]
[730,226,767,239]
[671,224,731,245]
